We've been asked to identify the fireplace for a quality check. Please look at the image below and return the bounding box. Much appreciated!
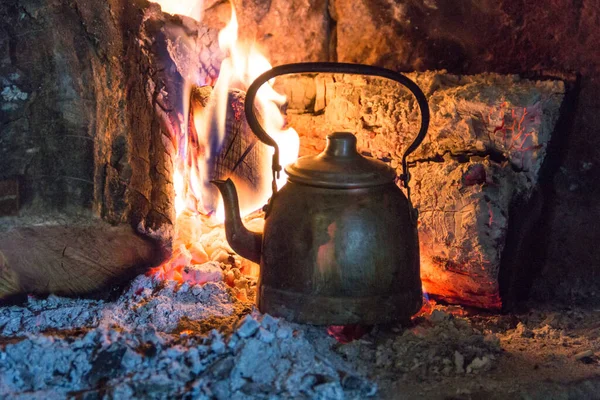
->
[1,0,599,398]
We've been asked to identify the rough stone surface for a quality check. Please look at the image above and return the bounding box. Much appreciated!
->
[330,0,600,75]
[201,0,331,66]
[282,72,564,308]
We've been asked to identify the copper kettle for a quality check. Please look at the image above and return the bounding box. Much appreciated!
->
[213,63,429,325]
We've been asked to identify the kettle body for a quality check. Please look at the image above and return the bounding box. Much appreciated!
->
[260,178,422,324]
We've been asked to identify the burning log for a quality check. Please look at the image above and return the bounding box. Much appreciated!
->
[209,89,267,193]
[186,86,269,214]
[282,72,565,309]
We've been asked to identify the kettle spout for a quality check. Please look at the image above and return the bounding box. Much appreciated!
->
[211,178,262,264]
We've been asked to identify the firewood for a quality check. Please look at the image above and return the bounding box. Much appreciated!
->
[0,83,266,301]
[0,221,163,299]
[187,85,269,213]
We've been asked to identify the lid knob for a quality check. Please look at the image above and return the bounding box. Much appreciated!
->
[285,131,396,188]
[325,132,359,158]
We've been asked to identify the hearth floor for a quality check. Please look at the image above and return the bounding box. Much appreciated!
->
[373,303,600,399]
[0,266,598,399]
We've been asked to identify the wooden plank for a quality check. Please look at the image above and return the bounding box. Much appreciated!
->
[0,222,163,299]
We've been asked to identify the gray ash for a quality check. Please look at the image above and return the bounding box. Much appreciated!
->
[0,272,375,399]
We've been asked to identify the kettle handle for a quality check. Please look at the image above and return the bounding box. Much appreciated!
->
[245,62,430,191]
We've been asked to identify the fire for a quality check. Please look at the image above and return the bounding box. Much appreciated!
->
[173,169,186,217]
[153,0,203,21]
[209,6,299,217]
[213,6,299,192]
[151,1,299,284]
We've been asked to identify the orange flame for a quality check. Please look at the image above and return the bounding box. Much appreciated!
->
[210,6,299,218]
[150,1,299,283]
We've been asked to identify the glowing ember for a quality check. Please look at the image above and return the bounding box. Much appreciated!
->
[416,285,435,317]
[150,0,298,284]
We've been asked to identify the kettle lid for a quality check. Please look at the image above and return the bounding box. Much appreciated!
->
[285,132,397,188]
